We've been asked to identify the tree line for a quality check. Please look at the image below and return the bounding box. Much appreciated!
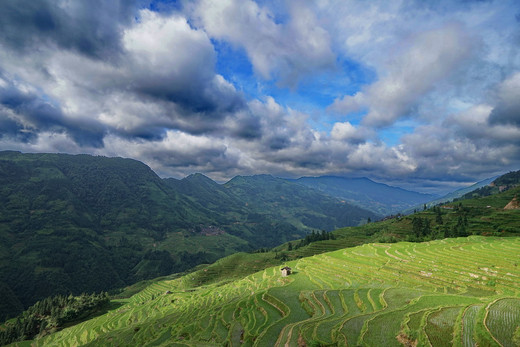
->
[0,292,109,345]
[407,205,469,242]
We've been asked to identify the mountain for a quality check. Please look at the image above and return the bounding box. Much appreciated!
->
[292,175,437,215]
[455,170,520,201]
[0,151,224,320]
[164,173,380,247]
[0,151,377,319]
[223,175,379,232]
[164,173,251,224]
[401,176,498,214]
[3,168,520,345]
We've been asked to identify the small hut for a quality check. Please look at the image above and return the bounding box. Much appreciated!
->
[281,266,292,277]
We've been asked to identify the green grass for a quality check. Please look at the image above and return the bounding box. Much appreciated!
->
[17,236,518,346]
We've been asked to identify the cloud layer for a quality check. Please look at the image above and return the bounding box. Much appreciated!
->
[0,0,519,193]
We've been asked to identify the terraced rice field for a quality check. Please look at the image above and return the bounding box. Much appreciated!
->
[28,236,520,346]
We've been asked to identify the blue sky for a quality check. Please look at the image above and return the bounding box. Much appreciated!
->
[0,0,519,194]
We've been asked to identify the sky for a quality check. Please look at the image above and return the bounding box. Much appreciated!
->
[0,0,519,194]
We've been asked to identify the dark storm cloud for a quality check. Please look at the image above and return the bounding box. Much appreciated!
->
[488,73,520,128]
[0,112,36,143]
[488,102,520,127]
[0,81,105,147]
[267,136,291,150]
[132,76,245,116]
[0,0,140,60]
[227,111,262,140]
[0,87,63,128]
[151,146,230,169]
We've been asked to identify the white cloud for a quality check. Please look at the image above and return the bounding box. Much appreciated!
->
[329,92,366,115]
[191,0,336,86]
[331,23,474,127]
[124,9,215,88]
[330,121,370,144]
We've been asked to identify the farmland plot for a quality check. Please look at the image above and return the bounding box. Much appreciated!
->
[486,298,520,347]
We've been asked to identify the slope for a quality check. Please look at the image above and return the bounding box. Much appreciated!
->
[456,170,520,201]
[165,173,244,215]
[293,176,436,215]
[165,174,380,246]
[25,236,520,347]
[0,151,239,320]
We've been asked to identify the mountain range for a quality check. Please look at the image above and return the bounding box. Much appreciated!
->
[0,151,376,319]
[292,176,437,215]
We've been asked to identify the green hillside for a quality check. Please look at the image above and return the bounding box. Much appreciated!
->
[16,236,520,346]
[274,183,520,262]
[404,176,497,214]
[0,151,377,319]
[456,170,520,201]
[0,151,238,320]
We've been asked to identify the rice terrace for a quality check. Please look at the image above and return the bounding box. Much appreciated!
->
[23,236,520,346]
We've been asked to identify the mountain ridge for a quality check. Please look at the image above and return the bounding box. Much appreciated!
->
[291,175,437,215]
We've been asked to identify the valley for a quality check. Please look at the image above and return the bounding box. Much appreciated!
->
[1,152,519,346]
[0,151,377,319]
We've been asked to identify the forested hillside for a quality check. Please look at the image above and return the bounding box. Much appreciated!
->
[0,151,215,320]
[223,175,378,234]
[0,151,377,319]
[456,170,520,201]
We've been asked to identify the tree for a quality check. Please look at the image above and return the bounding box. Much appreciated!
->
[412,217,423,237]
[435,209,443,225]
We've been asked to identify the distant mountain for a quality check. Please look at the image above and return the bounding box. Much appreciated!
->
[416,176,499,210]
[165,173,247,218]
[223,175,379,232]
[164,173,380,246]
[292,176,437,215]
[0,152,377,319]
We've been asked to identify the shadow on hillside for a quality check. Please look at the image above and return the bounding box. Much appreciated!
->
[61,301,124,329]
